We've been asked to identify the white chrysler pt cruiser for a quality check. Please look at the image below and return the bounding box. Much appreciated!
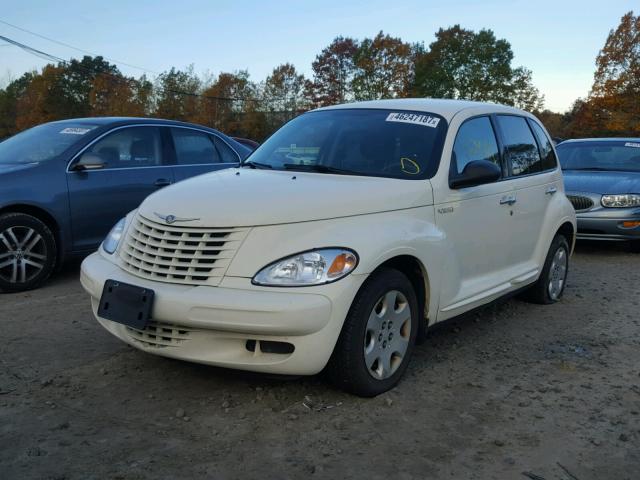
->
[81,99,576,396]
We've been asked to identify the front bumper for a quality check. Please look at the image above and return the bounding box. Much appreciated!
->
[81,252,367,375]
[576,213,640,241]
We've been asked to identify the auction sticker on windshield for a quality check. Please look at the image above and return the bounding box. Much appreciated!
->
[624,142,640,148]
[386,112,440,128]
[60,127,93,135]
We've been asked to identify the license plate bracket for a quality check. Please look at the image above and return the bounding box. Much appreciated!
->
[98,280,154,330]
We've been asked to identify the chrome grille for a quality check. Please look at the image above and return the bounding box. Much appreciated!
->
[125,320,194,348]
[120,214,248,286]
[567,195,594,212]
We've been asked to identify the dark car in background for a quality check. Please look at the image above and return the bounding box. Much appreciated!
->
[557,138,640,251]
[0,117,251,292]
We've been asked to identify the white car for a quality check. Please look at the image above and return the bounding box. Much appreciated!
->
[80,99,576,396]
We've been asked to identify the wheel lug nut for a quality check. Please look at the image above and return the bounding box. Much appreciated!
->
[378,333,383,342]
[381,321,386,329]
[382,340,387,348]
[388,321,393,329]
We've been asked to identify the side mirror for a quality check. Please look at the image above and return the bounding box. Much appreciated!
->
[449,160,501,189]
[71,153,106,171]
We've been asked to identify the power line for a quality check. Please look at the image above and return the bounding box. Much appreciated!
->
[0,34,279,103]
[0,18,160,75]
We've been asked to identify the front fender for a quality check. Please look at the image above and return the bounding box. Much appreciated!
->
[225,206,447,321]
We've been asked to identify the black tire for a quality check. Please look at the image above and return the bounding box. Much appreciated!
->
[630,240,640,254]
[326,268,419,397]
[522,234,570,305]
[0,213,57,293]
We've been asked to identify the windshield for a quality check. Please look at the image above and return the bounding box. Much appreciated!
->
[557,141,640,172]
[0,123,98,165]
[245,109,447,179]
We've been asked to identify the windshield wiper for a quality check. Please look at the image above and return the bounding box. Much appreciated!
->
[243,160,273,169]
[282,163,359,175]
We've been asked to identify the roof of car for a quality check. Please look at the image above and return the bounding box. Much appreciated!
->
[42,117,252,157]
[559,138,640,144]
[47,117,216,129]
[317,98,526,121]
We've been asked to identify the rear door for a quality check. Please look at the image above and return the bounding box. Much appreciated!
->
[494,115,558,273]
[168,127,240,182]
[66,126,174,251]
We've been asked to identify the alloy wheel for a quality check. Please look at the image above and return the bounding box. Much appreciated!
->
[0,226,47,284]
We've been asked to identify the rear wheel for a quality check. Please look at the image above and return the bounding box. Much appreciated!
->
[523,234,569,304]
[326,268,418,397]
[0,213,57,293]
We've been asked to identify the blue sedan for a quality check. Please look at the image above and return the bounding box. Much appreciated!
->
[557,138,640,251]
[0,117,251,292]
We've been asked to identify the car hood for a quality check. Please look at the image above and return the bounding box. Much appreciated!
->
[138,168,433,227]
[0,162,39,175]
[563,170,640,194]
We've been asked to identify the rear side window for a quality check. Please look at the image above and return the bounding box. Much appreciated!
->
[170,128,222,165]
[529,120,557,170]
[452,116,501,175]
[496,115,542,176]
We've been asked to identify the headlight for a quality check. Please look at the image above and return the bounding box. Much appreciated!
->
[601,194,640,208]
[253,248,358,286]
[102,218,126,254]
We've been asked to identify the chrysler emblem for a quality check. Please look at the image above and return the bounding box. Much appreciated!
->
[154,212,200,224]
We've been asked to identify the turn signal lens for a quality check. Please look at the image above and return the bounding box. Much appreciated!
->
[621,221,640,229]
[327,252,358,278]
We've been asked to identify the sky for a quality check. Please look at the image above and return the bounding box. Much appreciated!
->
[0,0,636,112]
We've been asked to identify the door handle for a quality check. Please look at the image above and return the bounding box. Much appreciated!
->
[499,195,517,206]
[545,186,557,195]
[154,179,172,187]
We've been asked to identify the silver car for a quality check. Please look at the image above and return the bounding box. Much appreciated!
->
[557,138,640,252]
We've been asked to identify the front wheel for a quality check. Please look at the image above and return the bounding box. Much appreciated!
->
[523,234,570,304]
[326,268,419,397]
[0,213,57,293]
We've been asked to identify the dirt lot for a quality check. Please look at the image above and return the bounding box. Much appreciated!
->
[1,242,639,480]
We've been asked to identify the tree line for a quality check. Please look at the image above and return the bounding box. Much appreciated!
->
[0,13,637,141]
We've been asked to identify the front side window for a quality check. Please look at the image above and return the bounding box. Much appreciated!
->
[170,128,222,165]
[557,142,640,173]
[451,116,501,175]
[496,115,542,176]
[82,127,162,168]
[529,120,557,170]
[244,109,447,179]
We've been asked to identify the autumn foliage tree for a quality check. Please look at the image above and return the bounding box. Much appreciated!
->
[413,26,544,110]
[587,11,639,135]
[352,31,415,100]
[310,36,359,106]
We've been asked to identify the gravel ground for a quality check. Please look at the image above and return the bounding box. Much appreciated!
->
[1,242,639,480]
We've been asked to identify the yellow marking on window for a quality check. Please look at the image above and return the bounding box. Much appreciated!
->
[400,157,421,175]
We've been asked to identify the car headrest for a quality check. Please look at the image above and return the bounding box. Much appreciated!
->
[130,140,153,162]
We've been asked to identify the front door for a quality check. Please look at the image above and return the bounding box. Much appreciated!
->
[434,116,515,319]
[66,126,174,251]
